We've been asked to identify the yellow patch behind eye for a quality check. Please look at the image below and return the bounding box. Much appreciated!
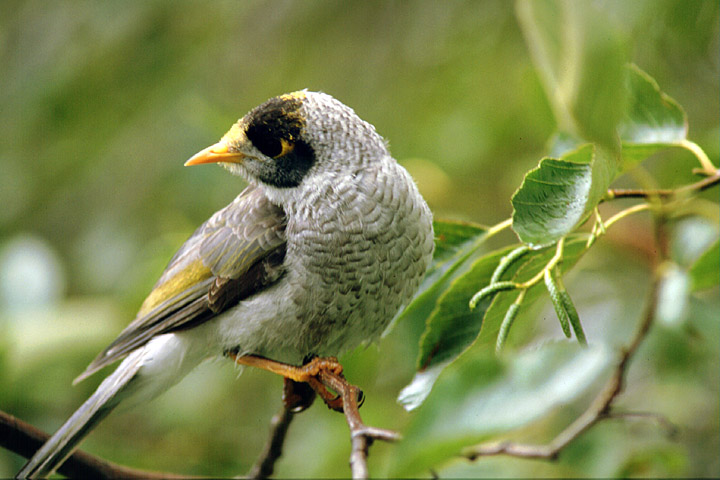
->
[278,138,295,157]
[281,91,307,101]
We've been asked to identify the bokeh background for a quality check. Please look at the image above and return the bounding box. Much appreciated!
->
[1,0,718,477]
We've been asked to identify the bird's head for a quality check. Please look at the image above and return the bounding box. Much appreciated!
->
[186,91,388,198]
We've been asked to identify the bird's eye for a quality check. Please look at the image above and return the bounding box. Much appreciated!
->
[246,124,296,159]
[246,126,282,157]
[277,139,295,157]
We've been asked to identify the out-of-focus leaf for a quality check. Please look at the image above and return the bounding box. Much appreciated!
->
[516,0,627,150]
[671,218,718,268]
[393,220,488,328]
[689,240,719,291]
[548,130,583,158]
[614,445,689,478]
[392,341,614,477]
[511,145,617,246]
[548,65,690,171]
[397,361,448,412]
[657,262,691,327]
[619,64,688,170]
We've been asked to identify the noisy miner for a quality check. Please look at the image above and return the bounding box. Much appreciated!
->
[18,91,434,478]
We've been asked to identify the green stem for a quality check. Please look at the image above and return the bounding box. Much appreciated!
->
[486,218,513,238]
[518,237,566,289]
[604,204,651,230]
[677,139,717,174]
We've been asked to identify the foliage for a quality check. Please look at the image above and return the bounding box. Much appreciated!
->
[396,59,716,414]
[1,0,717,478]
[390,1,718,477]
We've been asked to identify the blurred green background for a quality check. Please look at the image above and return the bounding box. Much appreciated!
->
[1,0,718,477]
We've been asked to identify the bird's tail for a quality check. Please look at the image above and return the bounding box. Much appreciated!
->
[16,351,145,479]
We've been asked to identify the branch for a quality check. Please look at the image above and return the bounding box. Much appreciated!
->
[3,371,391,480]
[0,410,184,479]
[463,210,671,463]
[604,411,678,438]
[247,406,296,479]
[607,169,719,199]
[317,370,401,479]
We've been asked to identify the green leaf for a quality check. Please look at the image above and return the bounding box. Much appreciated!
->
[619,64,688,170]
[689,240,719,291]
[392,342,614,477]
[416,246,514,371]
[516,0,628,150]
[399,237,589,410]
[431,220,489,266]
[399,246,515,410]
[511,144,617,246]
[549,65,690,170]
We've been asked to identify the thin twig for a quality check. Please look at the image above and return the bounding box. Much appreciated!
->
[226,352,398,478]
[607,170,719,199]
[604,411,679,438]
[463,211,669,463]
[317,370,401,479]
[247,407,296,479]
[0,410,185,479]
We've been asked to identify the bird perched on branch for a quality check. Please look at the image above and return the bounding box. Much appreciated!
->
[18,91,434,478]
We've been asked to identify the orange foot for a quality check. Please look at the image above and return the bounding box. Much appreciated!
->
[228,353,348,412]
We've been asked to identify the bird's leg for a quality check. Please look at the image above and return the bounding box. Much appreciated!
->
[229,351,398,478]
[227,353,346,411]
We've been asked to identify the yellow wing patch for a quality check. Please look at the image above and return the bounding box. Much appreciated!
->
[138,260,213,316]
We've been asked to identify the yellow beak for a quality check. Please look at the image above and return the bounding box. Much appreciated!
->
[184,142,246,166]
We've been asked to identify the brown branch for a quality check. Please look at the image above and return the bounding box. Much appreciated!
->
[463,211,671,463]
[607,170,720,199]
[0,410,185,479]
[4,370,392,480]
[247,406,296,479]
[229,353,401,479]
[317,370,401,479]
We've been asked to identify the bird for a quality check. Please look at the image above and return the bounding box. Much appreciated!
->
[17,90,435,478]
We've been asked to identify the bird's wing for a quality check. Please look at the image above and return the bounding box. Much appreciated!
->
[74,184,286,383]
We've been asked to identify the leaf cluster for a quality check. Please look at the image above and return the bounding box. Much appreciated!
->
[391,1,718,476]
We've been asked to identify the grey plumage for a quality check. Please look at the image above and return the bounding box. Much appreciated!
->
[74,185,287,383]
[18,91,433,478]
